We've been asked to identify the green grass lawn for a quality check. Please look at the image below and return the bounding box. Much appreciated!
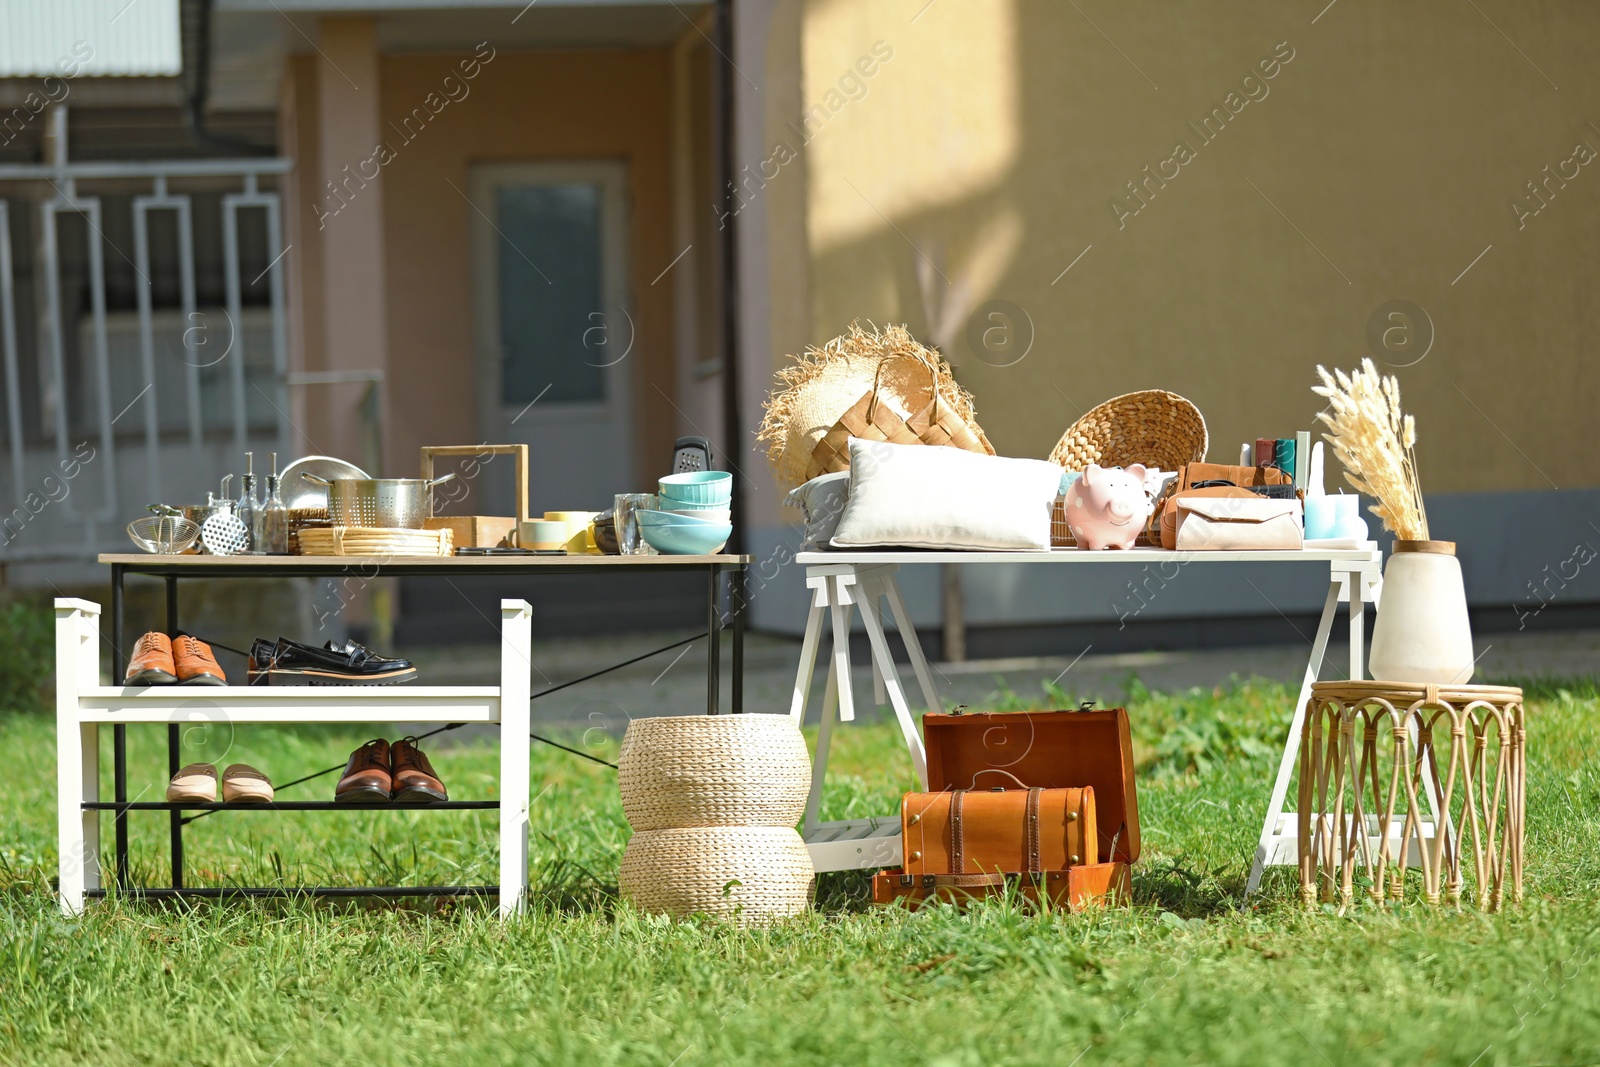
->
[3,676,1599,1066]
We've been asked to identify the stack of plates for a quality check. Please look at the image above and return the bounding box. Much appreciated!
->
[296,526,454,557]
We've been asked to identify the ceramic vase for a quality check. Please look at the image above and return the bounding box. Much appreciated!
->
[1368,540,1474,683]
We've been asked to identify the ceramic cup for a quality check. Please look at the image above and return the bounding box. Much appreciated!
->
[519,519,569,551]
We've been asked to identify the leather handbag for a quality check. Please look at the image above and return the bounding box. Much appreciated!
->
[1174,495,1303,551]
[1153,463,1293,549]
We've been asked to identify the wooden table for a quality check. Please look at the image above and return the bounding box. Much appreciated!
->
[784,547,1384,899]
[96,551,750,901]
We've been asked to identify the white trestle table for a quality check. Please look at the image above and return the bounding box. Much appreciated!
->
[787,546,1408,899]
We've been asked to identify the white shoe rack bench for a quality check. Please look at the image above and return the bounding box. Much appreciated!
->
[55,596,535,918]
[66,552,748,920]
[787,547,1427,901]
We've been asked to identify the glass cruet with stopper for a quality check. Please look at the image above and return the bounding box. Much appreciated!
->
[260,452,290,554]
[236,452,260,553]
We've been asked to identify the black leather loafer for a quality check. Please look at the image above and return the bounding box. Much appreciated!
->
[247,637,417,685]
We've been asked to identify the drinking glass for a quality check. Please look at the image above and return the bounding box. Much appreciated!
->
[614,493,657,555]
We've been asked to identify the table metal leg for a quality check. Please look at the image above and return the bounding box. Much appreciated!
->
[854,580,929,788]
[499,600,533,919]
[706,564,721,714]
[110,563,128,891]
[789,585,828,724]
[802,657,840,834]
[1244,573,1342,900]
[731,567,745,713]
[165,576,183,890]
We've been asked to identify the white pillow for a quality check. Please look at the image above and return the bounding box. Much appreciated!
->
[829,438,1062,551]
[785,471,850,550]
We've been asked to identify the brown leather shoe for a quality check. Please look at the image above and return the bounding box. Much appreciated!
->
[391,736,448,803]
[335,738,392,803]
[125,632,177,686]
[173,635,227,686]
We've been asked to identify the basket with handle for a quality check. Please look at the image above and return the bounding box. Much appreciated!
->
[807,354,994,480]
[419,441,531,531]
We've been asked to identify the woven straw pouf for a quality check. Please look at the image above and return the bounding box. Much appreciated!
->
[617,714,814,924]
[618,714,811,831]
[621,826,814,923]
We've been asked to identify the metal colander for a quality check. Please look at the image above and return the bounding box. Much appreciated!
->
[304,474,456,529]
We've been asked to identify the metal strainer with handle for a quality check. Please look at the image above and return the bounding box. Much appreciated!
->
[302,473,457,529]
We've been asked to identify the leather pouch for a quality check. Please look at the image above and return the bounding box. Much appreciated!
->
[1174,495,1303,551]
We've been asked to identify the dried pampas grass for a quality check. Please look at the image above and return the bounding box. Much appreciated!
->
[1312,358,1429,540]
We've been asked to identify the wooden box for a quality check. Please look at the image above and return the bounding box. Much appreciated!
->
[423,515,517,549]
[420,444,530,548]
[872,707,1139,910]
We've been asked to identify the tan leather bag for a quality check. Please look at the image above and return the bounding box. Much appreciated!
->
[1153,463,1292,549]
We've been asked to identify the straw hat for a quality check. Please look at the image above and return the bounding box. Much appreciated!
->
[758,322,984,491]
[1048,390,1208,472]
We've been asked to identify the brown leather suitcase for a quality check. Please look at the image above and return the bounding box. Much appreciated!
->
[900,786,1098,876]
[873,706,1139,911]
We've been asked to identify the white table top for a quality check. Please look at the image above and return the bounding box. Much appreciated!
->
[796,545,1382,566]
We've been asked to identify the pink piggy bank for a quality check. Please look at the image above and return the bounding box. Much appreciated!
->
[1064,463,1154,551]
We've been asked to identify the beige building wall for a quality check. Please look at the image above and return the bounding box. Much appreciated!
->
[795,0,1600,495]
[283,42,680,481]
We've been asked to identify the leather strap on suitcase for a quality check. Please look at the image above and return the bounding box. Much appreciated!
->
[948,787,1044,875]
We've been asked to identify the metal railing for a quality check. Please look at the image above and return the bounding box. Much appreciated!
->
[0,107,293,562]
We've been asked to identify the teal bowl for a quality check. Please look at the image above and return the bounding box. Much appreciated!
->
[658,470,732,505]
[636,507,728,528]
[640,521,732,555]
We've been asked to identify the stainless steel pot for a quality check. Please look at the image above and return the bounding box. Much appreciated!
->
[303,473,456,529]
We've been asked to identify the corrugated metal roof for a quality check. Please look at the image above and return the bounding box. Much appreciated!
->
[0,0,181,78]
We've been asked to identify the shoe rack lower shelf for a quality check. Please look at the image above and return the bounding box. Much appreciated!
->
[83,886,498,899]
[83,801,500,811]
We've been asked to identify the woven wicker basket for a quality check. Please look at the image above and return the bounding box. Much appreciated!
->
[1048,390,1208,473]
[617,714,811,831]
[620,826,814,923]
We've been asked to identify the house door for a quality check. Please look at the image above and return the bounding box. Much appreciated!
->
[470,162,633,513]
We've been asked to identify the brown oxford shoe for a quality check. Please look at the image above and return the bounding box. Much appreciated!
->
[390,736,448,804]
[334,738,393,803]
[173,635,227,686]
[125,632,178,686]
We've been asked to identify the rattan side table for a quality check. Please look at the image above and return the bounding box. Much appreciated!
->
[1298,681,1525,910]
